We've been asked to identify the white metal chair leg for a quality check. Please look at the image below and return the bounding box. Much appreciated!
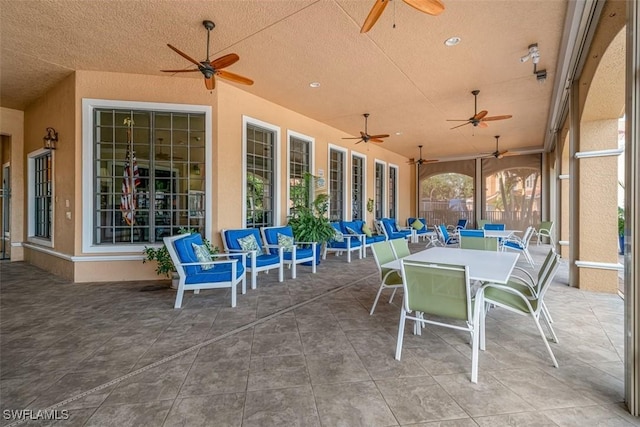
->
[389,288,398,304]
[542,301,554,323]
[370,285,385,315]
[395,310,407,360]
[533,314,559,367]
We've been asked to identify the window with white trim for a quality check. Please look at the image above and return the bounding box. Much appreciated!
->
[31,151,53,240]
[288,133,312,216]
[245,121,277,228]
[389,165,398,219]
[329,147,346,221]
[351,153,365,220]
[375,161,385,219]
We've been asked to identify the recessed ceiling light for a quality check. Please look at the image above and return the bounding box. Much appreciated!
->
[444,36,461,46]
[395,132,402,136]
[309,82,321,88]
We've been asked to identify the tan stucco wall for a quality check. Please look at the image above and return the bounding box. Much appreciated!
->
[0,107,25,260]
[14,70,412,282]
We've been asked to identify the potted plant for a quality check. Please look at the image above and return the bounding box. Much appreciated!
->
[618,207,624,255]
[287,174,336,264]
[143,228,218,286]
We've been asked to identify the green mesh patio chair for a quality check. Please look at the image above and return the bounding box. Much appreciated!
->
[369,241,403,315]
[396,260,482,383]
[459,235,499,251]
[480,250,561,368]
[389,237,411,258]
[535,221,555,246]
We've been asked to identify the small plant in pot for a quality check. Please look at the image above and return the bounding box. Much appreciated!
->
[287,174,336,264]
[143,228,218,286]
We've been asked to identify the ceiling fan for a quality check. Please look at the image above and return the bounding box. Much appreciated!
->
[481,135,511,159]
[342,113,389,144]
[161,20,254,90]
[360,0,445,33]
[447,90,512,130]
[407,145,438,165]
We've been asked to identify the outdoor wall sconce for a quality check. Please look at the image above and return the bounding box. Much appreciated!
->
[191,164,201,175]
[43,127,58,150]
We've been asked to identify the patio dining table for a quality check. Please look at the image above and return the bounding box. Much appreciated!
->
[381,246,520,284]
[482,229,521,239]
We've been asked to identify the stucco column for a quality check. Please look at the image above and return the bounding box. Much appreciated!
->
[575,118,620,293]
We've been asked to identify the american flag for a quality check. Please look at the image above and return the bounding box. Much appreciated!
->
[120,148,141,225]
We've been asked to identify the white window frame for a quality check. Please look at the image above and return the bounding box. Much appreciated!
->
[388,163,399,219]
[81,98,213,254]
[286,130,314,217]
[242,115,281,226]
[27,148,54,248]
[328,144,348,221]
[351,151,367,220]
[375,159,387,219]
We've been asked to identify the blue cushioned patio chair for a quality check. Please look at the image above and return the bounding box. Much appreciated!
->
[378,218,412,241]
[221,228,284,290]
[437,224,459,246]
[407,217,430,242]
[396,260,482,383]
[261,225,317,279]
[324,222,362,262]
[447,219,468,235]
[164,233,246,309]
[341,220,385,258]
[502,226,536,267]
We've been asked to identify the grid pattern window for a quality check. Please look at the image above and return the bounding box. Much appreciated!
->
[351,155,364,220]
[34,153,52,239]
[329,148,345,221]
[375,162,385,219]
[93,109,206,245]
[246,124,275,228]
[289,136,311,215]
[389,166,398,219]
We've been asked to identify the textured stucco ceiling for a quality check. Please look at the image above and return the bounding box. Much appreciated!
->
[0,0,569,160]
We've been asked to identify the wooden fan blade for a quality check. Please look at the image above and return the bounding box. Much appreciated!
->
[446,119,471,122]
[482,114,513,122]
[450,121,472,130]
[342,137,365,139]
[167,44,201,67]
[402,0,445,16]
[473,110,488,120]
[423,159,439,163]
[369,138,384,143]
[361,0,389,33]
[478,121,489,128]
[204,77,215,90]
[368,134,389,139]
[354,139,365,144]
[216,70,254,85]
[161,69,200,73]
[210,53,239,70]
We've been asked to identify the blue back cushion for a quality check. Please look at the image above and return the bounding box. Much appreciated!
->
[342,221,363,234]
[174,233,204,275]
[459,229,484,237]
[263,226,293,255]
[484,223,506,231]
[224,229,263,251]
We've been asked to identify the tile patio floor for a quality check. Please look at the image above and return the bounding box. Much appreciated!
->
[1,243,638,426]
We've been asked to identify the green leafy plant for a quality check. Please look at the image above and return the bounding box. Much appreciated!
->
[142,228,218,278]
[287,174,336,245]
[618,207,625,237]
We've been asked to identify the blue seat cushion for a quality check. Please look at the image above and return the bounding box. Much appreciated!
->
[503,241,524,250]
[328,239,362,249]
[174,233,205,275]
[184,261,245,284]
[283,246,314,261]
[365,235,385,244]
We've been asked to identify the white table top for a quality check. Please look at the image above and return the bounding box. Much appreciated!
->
[482,230,519,238]
[381,247,520,284]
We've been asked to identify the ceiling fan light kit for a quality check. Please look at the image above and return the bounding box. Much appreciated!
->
[161,20,254,90]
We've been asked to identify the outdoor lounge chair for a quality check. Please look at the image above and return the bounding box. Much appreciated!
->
[369,241,403,315]
[502,226,536,267]
[324,222,362,262]
[378,218,412,240]
[221,228,284,290]
[261,225,317,279]
[164,233,246,308]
